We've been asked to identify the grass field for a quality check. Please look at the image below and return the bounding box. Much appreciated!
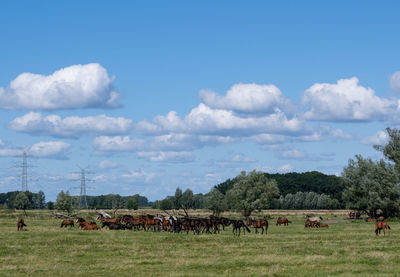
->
[0,209,399,277]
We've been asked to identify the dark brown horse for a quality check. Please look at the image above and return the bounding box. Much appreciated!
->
[17,218,26,231]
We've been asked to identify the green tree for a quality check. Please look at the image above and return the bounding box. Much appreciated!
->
[181,189,194,209]
[126,198,139,210]
[14,192,30,215]
[55,190,73,214]
[32,190,45,209]
[47,201,54,210]
[204,188,227,216]
[226,170,280,217]
[173,187,183,210]
[342,155,400,217]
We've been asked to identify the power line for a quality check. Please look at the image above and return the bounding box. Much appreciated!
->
[70,166,95,210]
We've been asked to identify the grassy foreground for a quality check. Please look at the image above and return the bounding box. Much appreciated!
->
[0,210,399,277]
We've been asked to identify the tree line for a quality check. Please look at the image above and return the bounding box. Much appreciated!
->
[3,127,400,218]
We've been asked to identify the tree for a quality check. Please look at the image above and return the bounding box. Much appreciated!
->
[342,155,400,217]
[126,198,139,210]
[226,170,280,216]
[32,190,45,209]
[173,187,183,210]
[14,192,30,215]
[204,188,227,216]
[181,189,194,209]
[47,201,54,210]
[55,190,73,214]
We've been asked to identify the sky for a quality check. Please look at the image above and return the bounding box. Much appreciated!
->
[0,1,400,201]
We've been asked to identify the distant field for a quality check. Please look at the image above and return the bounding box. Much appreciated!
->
[0,209,399,277]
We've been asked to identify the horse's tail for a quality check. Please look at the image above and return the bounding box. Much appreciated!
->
[244,224,251,233]
[387,224,391,230]
[265,219,269,234]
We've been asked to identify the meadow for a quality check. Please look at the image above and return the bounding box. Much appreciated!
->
[0,209,399,277]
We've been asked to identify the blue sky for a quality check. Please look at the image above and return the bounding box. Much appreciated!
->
[0,1,399,201]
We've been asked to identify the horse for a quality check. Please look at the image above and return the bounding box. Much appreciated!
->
[375,221,390,236]
[305,219,317,228]
[230,219,251,236]
[318,222,329,228]
[60,219,74,228]
[250,217,269,234]
[305,215,322,223]
[17,218,26,231]
[82,223,100,230]
[276,217,290,226]
[102,221,127,230]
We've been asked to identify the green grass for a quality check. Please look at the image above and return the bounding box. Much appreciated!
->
[0,210,399,276]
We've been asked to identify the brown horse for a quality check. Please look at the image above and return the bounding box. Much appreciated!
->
[318,222,329,228]
[60,219,74,228]
[375,221,390,236]
[82,223,100,230]
[276,217,290,226]
[17,218,26,231]
[249,217,269,234]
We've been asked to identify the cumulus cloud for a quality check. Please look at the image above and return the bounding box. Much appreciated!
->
[361,130,389,145]
[199,83,294,114]
[136,103,309,137]
[0,63,120,110]
[93,136,145,155]
[303,77,397,121]
[0,141,70,159]
[136,151,194,162]
[390,71,400,93]
[9,112,133,138]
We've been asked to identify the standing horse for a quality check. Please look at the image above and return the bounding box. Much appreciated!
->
[375,221,391,236]
[230,219,251,236]
[250,217,269,234]
[60,219,74,228]
[17,218,26,231]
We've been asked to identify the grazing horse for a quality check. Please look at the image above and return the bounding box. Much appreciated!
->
[230,219,251,236]
[375,221,391,236]
[250,217,269,234]
[276,217,290,226]
[17,218,26,231]
[60,219,74,228]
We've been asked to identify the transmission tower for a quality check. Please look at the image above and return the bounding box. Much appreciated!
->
[21,151,28,191]
[71,166,95,210]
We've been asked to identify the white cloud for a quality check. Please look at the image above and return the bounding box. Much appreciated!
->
[0,141,70,159]
[93,136,145,154]
[199,83,294,114]
[121,169,156,183]
[257,164,295,173]
[277,164,294,173]
[303,77,397,121]
[98,160,119,170]
[136,151,194,162]
[390,71,400,93]
[0,63,120,110]
[9,112,133,138]
[137,103,308,136]
[361,130,389,145]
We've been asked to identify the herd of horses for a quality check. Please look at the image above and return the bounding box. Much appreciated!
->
[16,212,392,236]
